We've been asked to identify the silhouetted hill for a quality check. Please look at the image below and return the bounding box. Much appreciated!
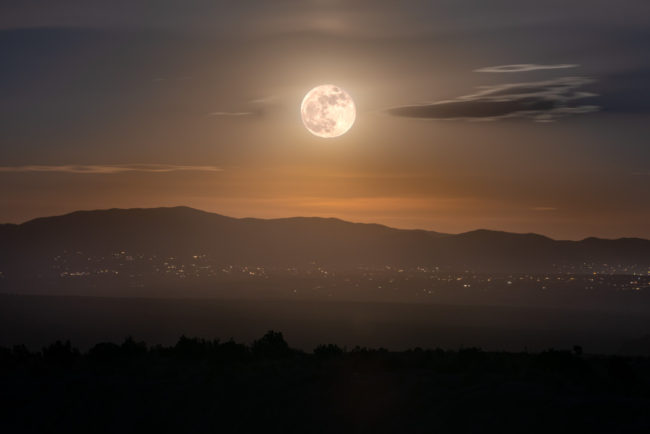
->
[0,206,648,275]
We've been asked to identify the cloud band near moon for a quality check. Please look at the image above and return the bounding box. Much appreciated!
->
[388,76,599,122]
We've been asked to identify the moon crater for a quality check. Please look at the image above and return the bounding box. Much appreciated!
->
[301,84,356,138]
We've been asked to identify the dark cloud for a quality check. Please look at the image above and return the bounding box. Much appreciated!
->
[475,64,579,73]
[388,77,599,122]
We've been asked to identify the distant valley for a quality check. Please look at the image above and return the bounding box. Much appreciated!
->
[0,207,648,307]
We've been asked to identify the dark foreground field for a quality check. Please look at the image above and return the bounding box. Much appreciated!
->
[2,332,650,434]
[1,295,650,432]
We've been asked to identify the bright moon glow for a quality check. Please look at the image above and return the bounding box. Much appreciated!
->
[301,84,356,138]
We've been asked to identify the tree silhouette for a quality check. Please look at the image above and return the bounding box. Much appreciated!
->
[42,340,79,364]
[252,330,292,358]
[314,343,344,358]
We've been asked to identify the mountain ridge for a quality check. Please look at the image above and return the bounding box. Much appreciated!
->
[4,205,646,243]
[0,206,648,275]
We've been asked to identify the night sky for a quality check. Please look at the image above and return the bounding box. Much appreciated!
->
[1,1,649,239]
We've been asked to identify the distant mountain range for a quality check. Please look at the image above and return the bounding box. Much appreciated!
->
[1,207,648,276]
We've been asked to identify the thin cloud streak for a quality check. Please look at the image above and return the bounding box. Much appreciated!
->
[476,64,579,73]
[207,97,281,119]
[0,164,223,174]
[207,111,256,117]
[387,76,599,122]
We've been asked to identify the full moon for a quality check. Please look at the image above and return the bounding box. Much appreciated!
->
[300,84,356,138]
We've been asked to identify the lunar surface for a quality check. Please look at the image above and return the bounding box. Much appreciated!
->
[300,84,356,138]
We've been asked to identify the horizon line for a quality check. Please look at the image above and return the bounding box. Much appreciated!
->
[2,205,648,243]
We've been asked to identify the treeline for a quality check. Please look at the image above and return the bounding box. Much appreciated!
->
[0,330,645,383]
[2,332,650,433]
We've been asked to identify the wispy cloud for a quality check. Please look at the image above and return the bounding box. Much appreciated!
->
[207,96,281,119]
[475,64,579,73]
[0,164,222,174]
[387,76,599,122]
[207,111,256,117]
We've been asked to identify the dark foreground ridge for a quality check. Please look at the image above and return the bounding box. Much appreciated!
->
[2,332,650,433]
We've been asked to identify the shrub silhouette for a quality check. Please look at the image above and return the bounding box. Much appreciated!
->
[536,348,587,376]
[216,339,250,362]
[120,336,147,356]
[251,330,292,358]
[314,344,344,358]
[175,335,212,358]
[88,342,122,361]
[42,340,79,364]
